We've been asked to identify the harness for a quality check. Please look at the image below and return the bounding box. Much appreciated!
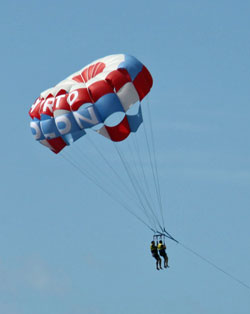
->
[150,244,158,253]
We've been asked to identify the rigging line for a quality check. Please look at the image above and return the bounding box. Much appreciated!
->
[179,242,250,292]
[72,144,130,201]
[72,145,106,177]
[141,102,162,211]
[63,147,155,227]
[143,105,164,228]
[129,133,161,227]
[66,137,158,231]
[162,229,179,243]
[64,147,148,222]
[131,133,157,209]
[115,140,164,231]
[126,137,142,182]
[113,142,158,230]
[113,142,160,230]
[63,147,124,202]
[160,231,250,292]
[84,134,143,206]
[114,143,162,231]
[64,148,104,185]
[87,137,158,223]
[154,228,178,242]
[145,98,165,227]
[61,152,155,233]
[71,141,140,205]
[76,135,159,227]
[142,110,164,227]
[121,139,145,200]
[133,132,156,206]
[70,145,125,197]
[126,135,155,207]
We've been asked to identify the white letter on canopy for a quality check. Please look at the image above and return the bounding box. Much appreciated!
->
[30,121,41,140]
[73,107,99,129]
[55,115,72,135]
[42,97,55,113]
[30,98,41,113]
[54,94,66,109]
[67,90,79,107]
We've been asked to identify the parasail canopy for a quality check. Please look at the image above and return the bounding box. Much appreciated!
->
[29,54,153,154]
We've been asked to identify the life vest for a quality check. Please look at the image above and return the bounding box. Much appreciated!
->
[150,244,157,253]
[157,243,166,252]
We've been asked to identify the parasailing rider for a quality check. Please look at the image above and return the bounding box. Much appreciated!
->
[150,240,162,270]
[157,240,169,268]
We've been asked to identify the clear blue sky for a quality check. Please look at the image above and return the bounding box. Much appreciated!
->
[1,1,250,313]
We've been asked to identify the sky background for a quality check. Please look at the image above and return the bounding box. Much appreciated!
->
[1,0,250,313]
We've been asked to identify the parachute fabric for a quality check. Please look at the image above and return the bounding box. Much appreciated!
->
[29,54,153,153]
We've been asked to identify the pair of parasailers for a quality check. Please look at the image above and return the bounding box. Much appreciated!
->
[150,240,169,270]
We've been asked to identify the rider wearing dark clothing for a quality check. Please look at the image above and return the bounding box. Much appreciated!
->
[157,240,169,268]
[150,241,162,270]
